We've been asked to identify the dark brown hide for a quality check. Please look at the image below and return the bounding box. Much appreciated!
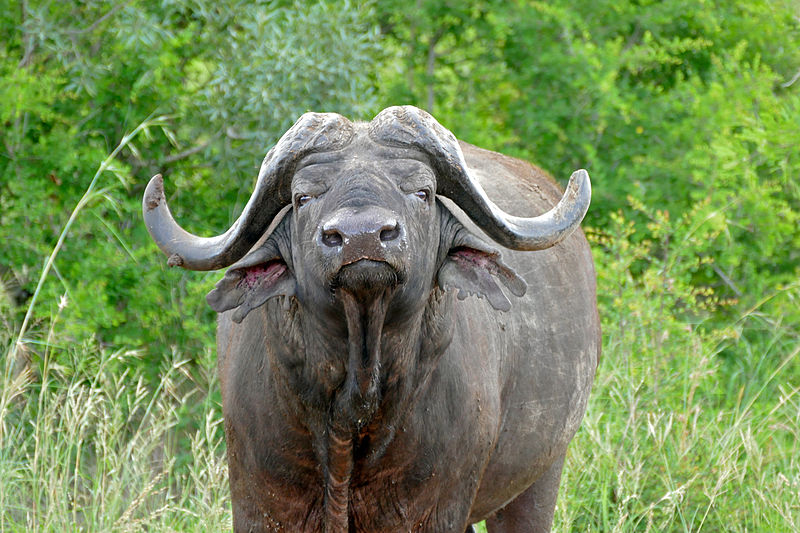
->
[146,108,599,533]
[218,146,597,532]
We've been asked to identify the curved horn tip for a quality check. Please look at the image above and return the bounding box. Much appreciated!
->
[568,169,591,192]
[144,174,166,212]
[566,169,592,207]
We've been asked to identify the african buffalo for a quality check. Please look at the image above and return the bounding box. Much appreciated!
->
[143,106,599,532]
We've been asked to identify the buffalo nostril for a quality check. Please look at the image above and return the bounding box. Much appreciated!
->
[322,230,343,247]
[380,225,400,242]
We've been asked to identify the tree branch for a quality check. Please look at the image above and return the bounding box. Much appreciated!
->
[425,27,446,114]
[18,0,35,68]
[712,264,743,298]
[163,140,212,164]
[67,0,132,35]
[781,69,800,88]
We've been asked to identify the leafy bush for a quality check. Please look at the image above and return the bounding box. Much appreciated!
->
[556,207,800,532]
[1,0,383,374]
[376,0,800,313]
[1,324,230,531]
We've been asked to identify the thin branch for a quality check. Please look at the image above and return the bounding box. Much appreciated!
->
[425,27,446,114]
[163,137,215,164]
[712,263,743,298]
[66,0,132,35]
[19,2,36,68]
[781,69,800,88]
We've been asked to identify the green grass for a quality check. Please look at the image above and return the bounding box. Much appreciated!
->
[4,282,797,532]
[0,338,230,531]
[556,295,800,531]
[0,126,232,532]
[3,256,798,532]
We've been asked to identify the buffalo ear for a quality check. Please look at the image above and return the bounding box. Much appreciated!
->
[436,205,527,312]
[206,216,295,323]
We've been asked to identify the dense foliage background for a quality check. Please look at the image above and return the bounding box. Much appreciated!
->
[1,1,798,530]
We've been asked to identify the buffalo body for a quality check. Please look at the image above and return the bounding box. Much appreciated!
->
[144,107,599,532]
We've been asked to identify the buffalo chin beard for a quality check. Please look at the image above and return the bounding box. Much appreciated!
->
[331,259,403,299]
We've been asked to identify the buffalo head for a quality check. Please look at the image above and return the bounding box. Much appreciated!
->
[143,106,590,324]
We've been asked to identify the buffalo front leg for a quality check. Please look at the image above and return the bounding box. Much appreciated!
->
[485,453,566,533]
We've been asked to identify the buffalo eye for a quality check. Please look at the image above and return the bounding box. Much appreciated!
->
[413,190,429,202]
[296,194,313,208]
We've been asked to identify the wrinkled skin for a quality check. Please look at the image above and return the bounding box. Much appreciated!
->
[205,131,599,532]
[142,106,598,532]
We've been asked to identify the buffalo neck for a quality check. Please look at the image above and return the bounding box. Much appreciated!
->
[265,287,456,531]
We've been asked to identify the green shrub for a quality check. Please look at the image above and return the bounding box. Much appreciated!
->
[376,0,800,316]
[0,0,383,376]
[555,205,800,531]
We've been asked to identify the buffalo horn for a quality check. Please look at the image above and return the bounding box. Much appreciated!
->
[369,106,591,251]
[142,112,354,271]
[437,167,591,251]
